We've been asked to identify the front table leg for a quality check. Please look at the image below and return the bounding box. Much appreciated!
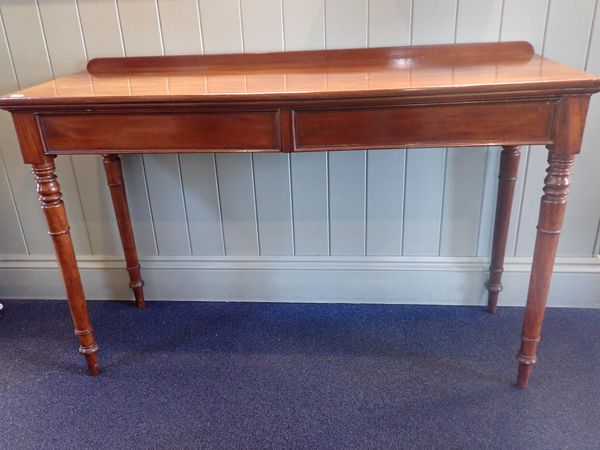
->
[516,151,574,388]
[33,157,100,375]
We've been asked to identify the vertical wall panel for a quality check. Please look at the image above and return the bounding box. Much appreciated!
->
[329,151,366,256]
[455,0,503,43]
[38,0,124,256]
[443,0,503,256]
[403,149,446,255]
[215,154,259,255]
[154,1,202,254]
[411,0,457,45]
[585,2,600,256]
[37,0,86,76]
[122,155,159,256]
[325,0,366,49]
[76,0,123,254]
[199,0,242,53]
[368,0,411,47]
[240,0,283,52]
[547,0,600,256]
[143,155,191,256]
[118,0,193,257]
[325,0,367,255]
[282,0,328,256]
[70,156,122,255]
[500,0,549,52]
[78,0,157,256]
[180,154,224,255]
[0,10,27,254]
[282,0,324,50]
[498,1,548,256]
[49,156,93,253]
[365,0,410,256]
[515,146,548,256]
[0,0,52,87]
[0,0,91,255]
[542,0,596,67]
[197,0,256,256]
[557,2,600,256]
[476,149,499,257]
[0,8,16,91]
[77,0,124,58]
[0,113,47,254]
[517,0,597,256]
[366,150,404,256]
[0,1,53,255]
[116,0,163,56]
[403,0,457,255]
[253,154,294,256]
[290,152,329,256]
[0,152,24,253]
[440,148,487,256]
[157,0,203,55]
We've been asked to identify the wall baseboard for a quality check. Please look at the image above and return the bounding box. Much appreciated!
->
[0,255,599,308]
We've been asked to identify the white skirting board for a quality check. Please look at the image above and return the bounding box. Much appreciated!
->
[0,256,599,308]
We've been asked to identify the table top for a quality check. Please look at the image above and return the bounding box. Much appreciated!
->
[1,41,599,108]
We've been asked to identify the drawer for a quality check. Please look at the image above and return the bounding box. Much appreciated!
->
[40,111,281,153]
[293,101,555,151]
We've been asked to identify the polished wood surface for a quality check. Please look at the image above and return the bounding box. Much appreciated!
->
[1,42,599,388]
[102,155,145,309]
[486,146,521,313]
[517,153,575,388]
[1,42,598,106]
[41,111,281,153]
[32,157,100,375]
[293,101,554,151]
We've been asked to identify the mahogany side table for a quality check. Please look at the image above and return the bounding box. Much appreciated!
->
[1,42,599,388]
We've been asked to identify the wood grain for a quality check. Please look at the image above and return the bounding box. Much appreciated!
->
[40,112,281,153]
[293,101,556,151]
[103,154,145,308]
[486,146,521,313]
[32,157,100,375]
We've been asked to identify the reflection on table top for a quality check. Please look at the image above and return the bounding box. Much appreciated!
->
[2,42,599,106]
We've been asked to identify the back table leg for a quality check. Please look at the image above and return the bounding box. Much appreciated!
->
[486,145,521,313]
[102,154,145,309]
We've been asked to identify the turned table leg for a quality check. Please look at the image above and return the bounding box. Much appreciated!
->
[33,157,100,375]
[486,145,521,313]
[516,152,574,388]
[102,154,145,309]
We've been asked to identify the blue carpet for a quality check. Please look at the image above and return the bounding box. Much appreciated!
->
[0,300,599,449]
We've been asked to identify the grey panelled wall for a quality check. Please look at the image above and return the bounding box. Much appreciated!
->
[0,0,600,306]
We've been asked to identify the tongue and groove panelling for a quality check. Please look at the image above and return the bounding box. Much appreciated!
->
[0,0,599,301]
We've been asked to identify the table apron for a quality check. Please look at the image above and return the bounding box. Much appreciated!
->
[37,99,557,155]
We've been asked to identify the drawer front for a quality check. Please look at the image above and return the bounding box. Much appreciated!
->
[293,101,555,150]
[40,111,281,153]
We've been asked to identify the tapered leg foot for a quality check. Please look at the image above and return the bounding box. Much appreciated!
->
[81,344,101,375]
[103,155,145,309]
[129,269,145,309]
[516,356,535,388]
[32,158,100,375]
[515,152,574,388]
[485,277,502,314]
[486,146,520,313]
